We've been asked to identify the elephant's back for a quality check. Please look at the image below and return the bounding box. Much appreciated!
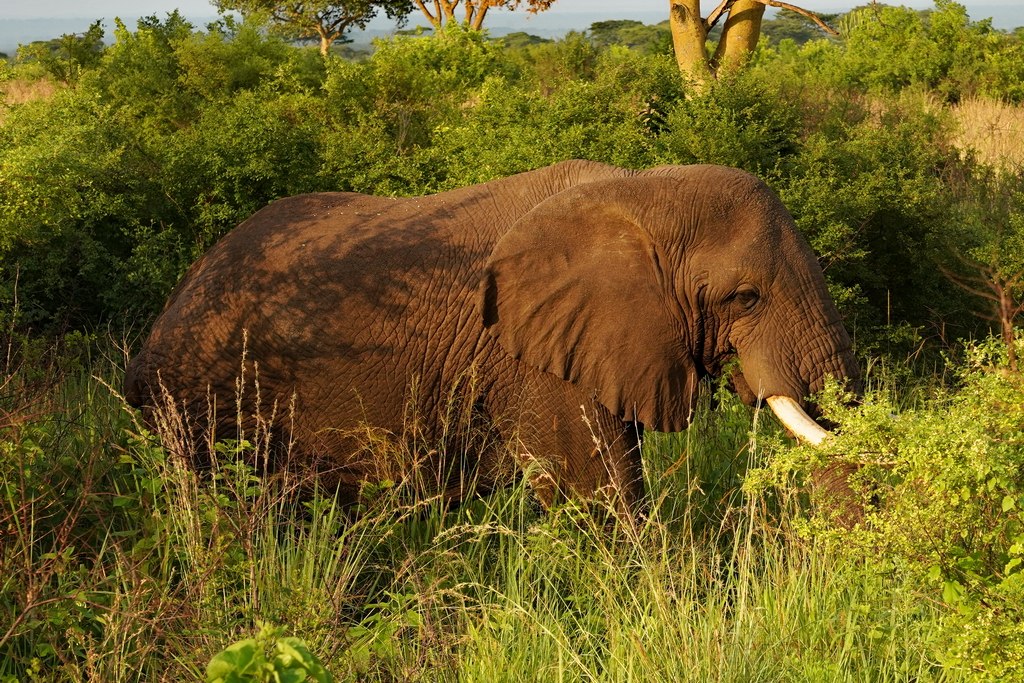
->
[124,163,629,440]
[126,189,491,428]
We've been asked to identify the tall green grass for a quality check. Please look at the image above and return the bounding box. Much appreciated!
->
[0,355,957,681]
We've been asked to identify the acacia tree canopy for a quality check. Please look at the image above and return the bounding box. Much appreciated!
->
[214,0,415,55]
[412,0,556,31]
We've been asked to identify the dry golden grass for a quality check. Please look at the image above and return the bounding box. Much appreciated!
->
[951,96,1024,171]
[2,77,60,105]
[0,77,60,124]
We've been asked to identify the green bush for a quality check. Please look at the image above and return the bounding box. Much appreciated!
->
[776,99,964,337]
[797,0,1024,104]
[2,7,1020,341]
[653,72,802,173]
[758,335,1024,680]
[161,88,330,246]
[0,92,168,327]
[424,48,681,188]
[508,30,600,87]
[85,12,200,130]
[15,20,105,84]
[0,16,329,330]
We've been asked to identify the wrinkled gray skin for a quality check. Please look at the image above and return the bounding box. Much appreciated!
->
[125,160,858,515]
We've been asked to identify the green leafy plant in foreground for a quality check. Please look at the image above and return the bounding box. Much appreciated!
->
[207,623,333,683]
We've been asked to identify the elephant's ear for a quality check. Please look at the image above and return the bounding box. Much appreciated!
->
[480,177,699,432]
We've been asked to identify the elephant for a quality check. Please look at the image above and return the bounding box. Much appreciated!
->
[124,160,858,516]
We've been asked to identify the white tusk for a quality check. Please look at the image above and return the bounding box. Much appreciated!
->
[766,395,831,446]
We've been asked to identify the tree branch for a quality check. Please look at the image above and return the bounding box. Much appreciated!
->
[941,265,999,303]
[749,0,839,36]
[473,4,490,29]
[705,0,735,31]
[440,0,458,22]
[413,0,438,25]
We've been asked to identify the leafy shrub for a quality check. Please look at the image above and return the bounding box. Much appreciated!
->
[757,335,1024,680]
[776,98,969,340]
[427,48,680,187]
[324,27,509,155]
[2,8,1020,344]
[653,72,802,173]
[0,92,169,327]
[0,16,329,330]
[823,0,1024,104]
[85,12,200,130]
[172,19,316,101]
[508,30,600,88]
[14,20,105,84]
[161,89,330,246]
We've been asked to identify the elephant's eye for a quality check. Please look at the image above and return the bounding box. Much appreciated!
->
[732,288,760,311]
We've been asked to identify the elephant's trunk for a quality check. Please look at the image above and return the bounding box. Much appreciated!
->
[765,395,830,445]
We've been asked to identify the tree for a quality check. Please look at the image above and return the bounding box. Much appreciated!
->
[668,0,836,86]
[15,20,105,83]
[945,264,1024,371]
[412,0,555,32]
[214,0,415,56]
[501,31,551,49]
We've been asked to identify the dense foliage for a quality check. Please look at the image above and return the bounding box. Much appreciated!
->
[3,1,1024,679]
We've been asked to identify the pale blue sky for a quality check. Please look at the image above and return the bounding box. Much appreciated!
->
[0,0,1019,19]
[0,0,1020,30]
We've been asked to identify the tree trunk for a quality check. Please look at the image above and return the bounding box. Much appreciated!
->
[1004,318,1018,372]
[997,280,1020,372]
[710,0,766,74]
[471,5,490,30]
[441,0,458,23]
[413,0,442,28]
[669,0,712,87]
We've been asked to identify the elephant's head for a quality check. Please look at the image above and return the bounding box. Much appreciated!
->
[480,165,858,439]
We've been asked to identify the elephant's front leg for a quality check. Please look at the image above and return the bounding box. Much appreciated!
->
[489,366,646,520]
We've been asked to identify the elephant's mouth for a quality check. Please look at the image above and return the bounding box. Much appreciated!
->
[710,351,833,446]
[702,346,833,446]
[703,349,738,385]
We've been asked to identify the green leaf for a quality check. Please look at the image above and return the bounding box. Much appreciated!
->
[942,580,965,605]
[1003,494,1017,512]
[274,638,334,683]
[207,639,260,682]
